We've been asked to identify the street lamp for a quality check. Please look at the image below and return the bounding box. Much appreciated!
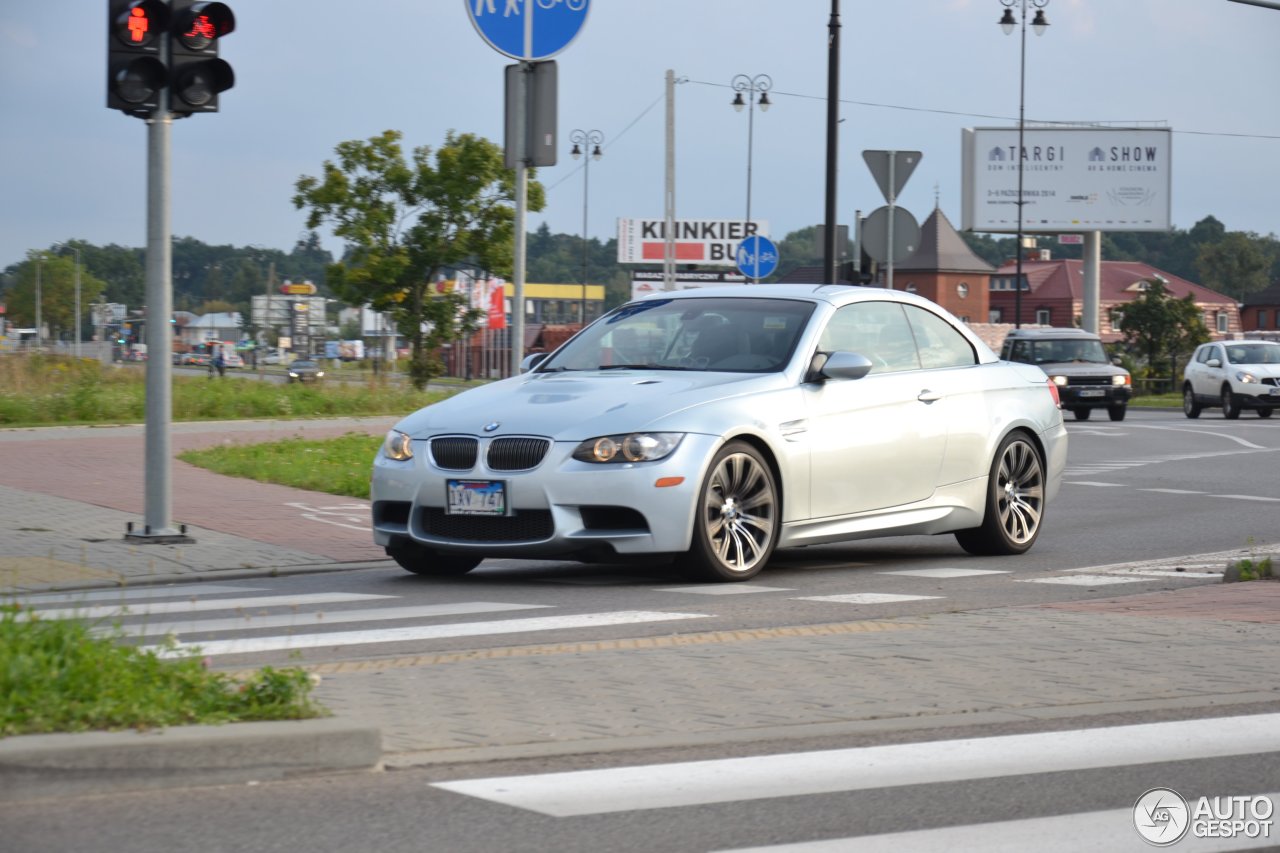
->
[34,254,44,353]
[570,129,603,327]
[53,243,82,357]
[730,73,772,228]
[999,0,1049,329]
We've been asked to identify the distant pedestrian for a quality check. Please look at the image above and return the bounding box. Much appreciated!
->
[213,350,226,378]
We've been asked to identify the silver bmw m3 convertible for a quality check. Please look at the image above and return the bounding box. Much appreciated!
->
[371,285,1067,581]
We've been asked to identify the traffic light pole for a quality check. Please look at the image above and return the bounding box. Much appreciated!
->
[128,61,191,544]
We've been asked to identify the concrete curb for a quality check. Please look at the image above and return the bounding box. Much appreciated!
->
[0,717,382,803]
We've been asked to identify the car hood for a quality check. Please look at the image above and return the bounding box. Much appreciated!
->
[1229,363,1280,379]
[394,370,787,440]
[1036,360,1129,378]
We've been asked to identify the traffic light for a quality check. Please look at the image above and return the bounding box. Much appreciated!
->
[107,0,170,116]
[169,1,235,116]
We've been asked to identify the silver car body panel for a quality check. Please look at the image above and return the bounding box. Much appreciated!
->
[371,285,1066,562]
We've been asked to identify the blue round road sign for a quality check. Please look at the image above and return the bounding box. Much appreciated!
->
[466,0,591,61]
[736,235,779,280]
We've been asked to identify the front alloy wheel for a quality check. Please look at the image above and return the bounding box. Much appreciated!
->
[956,432,1045,556]
[1222,385,1242,420]
[680,441,779,581]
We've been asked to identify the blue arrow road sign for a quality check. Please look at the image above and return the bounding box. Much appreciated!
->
[467,0,591,61]
[736,235,779,280]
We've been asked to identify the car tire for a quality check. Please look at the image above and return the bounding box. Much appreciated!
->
[387,540,482,576]
[679,440,779,582]
[1259,408,1273,419]
[1222,385,1242,420]
[1107,405,1126,422]
[1183,385,1201,419]
[955,431,1045,557]
[1072,408,1091,421]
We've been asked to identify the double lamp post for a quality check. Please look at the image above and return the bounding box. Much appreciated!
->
[570,128,603,327]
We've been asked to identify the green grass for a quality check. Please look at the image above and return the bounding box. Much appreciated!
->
[0,605,324,737]
[180,432,383,499]
[0,354,450,426]
[1130,393,1181,407]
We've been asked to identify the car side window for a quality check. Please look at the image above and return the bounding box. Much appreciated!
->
[818,302,920,374]
[904,305,976,369]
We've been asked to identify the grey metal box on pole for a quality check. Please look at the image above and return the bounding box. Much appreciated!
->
[504,61,558,169]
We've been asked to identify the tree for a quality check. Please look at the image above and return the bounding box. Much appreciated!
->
[1194,232,1277,300]
[4,251,107,341]
[293,130,544,389]
[1118,279,1210,391]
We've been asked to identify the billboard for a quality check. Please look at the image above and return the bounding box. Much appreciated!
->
[617,218,768,267]
[961,127,1172,233]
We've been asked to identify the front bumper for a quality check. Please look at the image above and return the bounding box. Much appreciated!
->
[371,433,721,560]
[1059,385,1131,409]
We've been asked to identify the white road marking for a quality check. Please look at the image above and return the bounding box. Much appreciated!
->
[11,584,265,606]
[23,592,394,622]
[714,794,1280,852]
[108,602,552,638]
[431,713,1280,817]
[878,568,1010,579]
[1211,493,1280,502]
[793,593,942,604]
[149,610,709,657]
[1102,568,1223,579]
[284,501,370,531]
[1064,481,1126,487]
[1018,575,1147,586]
[1139,488,1205,494]
[653,584,795,595]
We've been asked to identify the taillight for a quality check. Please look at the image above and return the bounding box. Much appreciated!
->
[1046,378,1061,408]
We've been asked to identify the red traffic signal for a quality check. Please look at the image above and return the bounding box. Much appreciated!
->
[107,0,171,115]
[170,1,236,116]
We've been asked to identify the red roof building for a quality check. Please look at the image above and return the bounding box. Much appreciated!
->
[988,257,1241,343]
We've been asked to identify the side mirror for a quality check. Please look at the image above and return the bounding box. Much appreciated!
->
[1111,356,1123,366]
[520,352,548,373]
[1207,358,1222,369]
[820,351,874,381]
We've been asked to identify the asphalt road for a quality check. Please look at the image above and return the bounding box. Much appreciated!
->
[5,407,1279,852]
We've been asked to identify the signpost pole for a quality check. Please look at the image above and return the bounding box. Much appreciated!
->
[511,63,528,375]
[886,152,896,290]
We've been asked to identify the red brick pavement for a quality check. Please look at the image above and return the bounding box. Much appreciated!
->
[1037,580,1280,623]
[0,420,396,563]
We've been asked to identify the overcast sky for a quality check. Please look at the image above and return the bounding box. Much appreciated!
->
[3,0,1278,273]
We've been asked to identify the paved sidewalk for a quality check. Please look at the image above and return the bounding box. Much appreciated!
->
[2,418,1279,797]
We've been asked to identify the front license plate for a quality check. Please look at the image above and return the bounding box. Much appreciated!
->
[1078,389,1105,398]
[446,480,506,516]
[1269,387,1280,396]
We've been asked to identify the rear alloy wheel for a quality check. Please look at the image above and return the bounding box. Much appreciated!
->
[1183,385,1201,419]
[387,540,482,576]
[956,431,1045,556]
[1108,405,1126,422]
[1072,408,1091,421]
[1222,385,1242,420]
[1259,408,1273,419]
[680,441,779,582]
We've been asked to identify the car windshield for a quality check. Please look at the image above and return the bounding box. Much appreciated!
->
[1224,344,1280,365]
[292,360,316,368]
[1029,339,1109,364]
[537,297,816,373]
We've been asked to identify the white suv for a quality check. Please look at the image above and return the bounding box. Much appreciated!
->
[1183,340,1280,419]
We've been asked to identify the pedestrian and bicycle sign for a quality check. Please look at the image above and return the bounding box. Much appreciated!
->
[467,0,590,61]
[736,234,779,281]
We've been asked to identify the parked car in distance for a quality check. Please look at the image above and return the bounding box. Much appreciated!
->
[1000,327,1131,421]
[371,285,1068,582]
[180,352,210,366]
[1183,339,1280,419]
[286,359,325,383]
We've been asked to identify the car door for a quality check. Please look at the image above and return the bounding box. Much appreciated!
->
[803,301,949,518]
[1189,344,1222,398]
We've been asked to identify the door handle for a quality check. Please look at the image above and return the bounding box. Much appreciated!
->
[917,389,941,404]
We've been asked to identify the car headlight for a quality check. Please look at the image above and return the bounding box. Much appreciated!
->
[316,371,325,377]
[572,432,683,463]
[1112,374,1130,386]
[382,430,414,461]
[288,371,298,377]
[1049,375,1068,386]
[1236,371,1258,384]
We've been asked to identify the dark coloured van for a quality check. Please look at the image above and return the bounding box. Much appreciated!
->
[1001,328,1131,421]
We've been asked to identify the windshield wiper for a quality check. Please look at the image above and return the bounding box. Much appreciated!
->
[598,363,689,371]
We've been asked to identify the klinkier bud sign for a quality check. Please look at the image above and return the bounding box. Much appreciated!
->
[616,219,770,267]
